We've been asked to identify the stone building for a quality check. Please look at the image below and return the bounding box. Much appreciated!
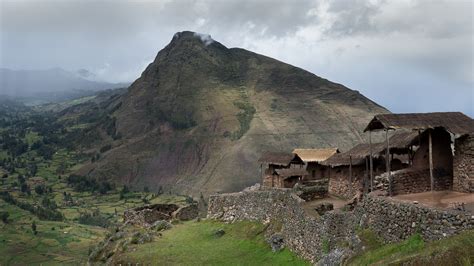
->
[258,151,305,188]
[322,132,417,199]
[322,144,383,199]
[292,148,339,181]
[364,112,474,195]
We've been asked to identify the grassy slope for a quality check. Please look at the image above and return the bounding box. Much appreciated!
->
[0,200,105,265]
[0,140,189,264]
[116,220,309,266]
[348,229,474,265]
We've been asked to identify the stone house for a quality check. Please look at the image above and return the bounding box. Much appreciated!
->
[364,112,474,195]
[321,132,417,199]
[292,148,339,182]
[322,144,383,199]
[258,151,305,188]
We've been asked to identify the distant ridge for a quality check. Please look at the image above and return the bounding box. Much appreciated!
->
[0,68,128,100]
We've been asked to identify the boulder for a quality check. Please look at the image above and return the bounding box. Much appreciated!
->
[214,229,225,238]
[267,234,284,252]
[314,202,334,215]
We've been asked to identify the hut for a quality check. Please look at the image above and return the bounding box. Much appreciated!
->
[292,148,339,181]
[364,112,474,195]
[322,144,383,199]
[258,151,305,188]
[322,132,419,199]
[273,168,310,188]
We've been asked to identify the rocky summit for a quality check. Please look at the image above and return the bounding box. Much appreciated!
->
[78,31,388,195]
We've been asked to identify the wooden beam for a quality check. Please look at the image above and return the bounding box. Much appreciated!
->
[369,131,374,191]
[429,129,434,191]
[385,129,391,196]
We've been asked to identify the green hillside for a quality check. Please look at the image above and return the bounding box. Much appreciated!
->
[76,31,389,196]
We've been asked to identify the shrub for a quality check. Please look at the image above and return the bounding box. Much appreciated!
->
[32,221,37,235]
[21,183,31,194]
[34,184,47,195]
[0,211,9,223]
[78,209,110,228]
[99,144,112,153]
[67,174,112,194]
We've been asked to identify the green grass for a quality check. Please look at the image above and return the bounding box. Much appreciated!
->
[117,220,309,265]
[348,229,474,265]
[0,200,106,265]
[24,131,42,145]
[231,99,256,140]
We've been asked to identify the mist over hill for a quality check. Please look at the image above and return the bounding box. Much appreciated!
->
[0,68,128,104]
[73,31,389,195]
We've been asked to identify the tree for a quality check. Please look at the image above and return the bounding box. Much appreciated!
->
[0,212,9,223]
[28,163,38,177]
[32,221,37,235]
[35,184,46,195]
[20,183,31,195]
[41,197,57,210]
[119,185,129,199]
[17,175,25,184]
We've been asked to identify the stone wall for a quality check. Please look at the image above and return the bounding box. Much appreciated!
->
[124,203,198,226]
[453,135,474,193]
[208,190,474,263]
[207,190,357,263]
[389,168,452,195]
[328,165,365,199]
[358,195,474,242]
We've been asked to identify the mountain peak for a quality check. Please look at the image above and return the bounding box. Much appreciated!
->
[172,31,215,46]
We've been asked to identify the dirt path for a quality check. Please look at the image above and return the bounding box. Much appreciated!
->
[302,195,349,217]
[392,191,474,213]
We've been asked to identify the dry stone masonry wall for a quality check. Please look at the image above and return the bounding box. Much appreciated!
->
[453,135,474,193]
[208,190,358,263]
[208,190,474,263]
[357,195,473,242]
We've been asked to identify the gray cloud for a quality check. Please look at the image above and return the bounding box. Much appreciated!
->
[0,0,472,115]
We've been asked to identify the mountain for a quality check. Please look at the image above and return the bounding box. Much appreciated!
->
[77,31,389,196]
[0,68,127,103]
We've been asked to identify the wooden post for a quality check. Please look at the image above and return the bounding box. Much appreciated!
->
[349,155,353,196]
[369,131,374,191]
[385,129,391,196]
[365,156,369,195]
[429,129,434,191]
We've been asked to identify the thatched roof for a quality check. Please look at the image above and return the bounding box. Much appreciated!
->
[322,143,383,167]
[292,148,339,163]
[387,131,419,148]
[364,112,474,136]
[381,131,420,154]
[258,151,304,165]
[322,132,420,167]
[274,168,308,179]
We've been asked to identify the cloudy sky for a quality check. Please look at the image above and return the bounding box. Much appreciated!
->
[1,0,473,115]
